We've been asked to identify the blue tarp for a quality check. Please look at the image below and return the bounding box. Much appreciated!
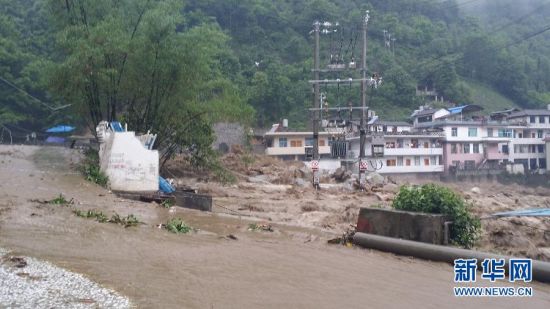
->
[46,125,75,133]
[45,136,66,144]
[159,176,175,194]
[111,121,124,132]
[447,105,469,115]
[492,208,550,217]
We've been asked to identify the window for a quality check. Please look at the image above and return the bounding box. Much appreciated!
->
[290,140,303,147]
[396,139,403,148]
[387,159,397,167]
[430,156,437,165]
[530,159,537,170]
[464,160,475,170]
[451,143,457,154]
[423,142,429,148]
[538,130,543,138]
[305,137,314,147]
[452,160,460,167]
[498,129,512,138]
[406,159,411,166]
[539,158,547,169]
[278,137,288,147]
[502,145,509,154]
[531,132,536,138]
[451,127,458,137]
[414,156,420,166]
[538,145,545,153]
[468,128,477,137]
[464,143,470,154]
[411,139,419,148]
[530,116,536,123]
[319,139,325,147]
[540,116,546,124]
[397,157,403,166]
[473,143,480,154]
[424,158,430,166]
[487,128,493,137]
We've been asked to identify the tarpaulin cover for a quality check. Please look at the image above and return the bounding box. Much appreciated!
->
[45,136,65,143]
[45,125,75,133]
[492,208,550,217]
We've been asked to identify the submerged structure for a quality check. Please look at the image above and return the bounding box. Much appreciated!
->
[96,121,159,192]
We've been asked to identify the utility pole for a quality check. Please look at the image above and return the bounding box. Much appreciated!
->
[359,10,370,188]
[312,21,321,189]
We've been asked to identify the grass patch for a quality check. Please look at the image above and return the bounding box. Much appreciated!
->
[80,149,108,187]
[161,199,174,208]
[48,194,74,205]
[73,209,141,227]
[247,223,274,232]
[165,218,194,234]
[73,209,108,222]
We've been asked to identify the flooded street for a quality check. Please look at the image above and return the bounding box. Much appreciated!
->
[1,145,549,308]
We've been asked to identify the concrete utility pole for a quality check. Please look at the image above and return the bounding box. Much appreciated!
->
[359,10,370,188]
[312,21,321,189]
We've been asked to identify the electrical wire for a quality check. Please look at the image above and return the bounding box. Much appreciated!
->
[0,75,71,112]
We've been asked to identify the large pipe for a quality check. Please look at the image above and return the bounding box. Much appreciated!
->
[353,232,550,283]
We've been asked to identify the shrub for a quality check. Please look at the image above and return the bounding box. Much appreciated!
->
[392,184,480,248]
[165,218,193,234]
[80,149,109,187]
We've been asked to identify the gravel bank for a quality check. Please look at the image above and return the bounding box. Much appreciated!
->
[0,247,131,308]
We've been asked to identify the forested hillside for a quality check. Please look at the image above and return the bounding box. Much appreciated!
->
[1,0,550,134]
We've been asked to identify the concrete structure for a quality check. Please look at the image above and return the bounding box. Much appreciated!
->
[212,122,246,154]
[96,122,159,192]
[264,131,332,160]
[347,132,444,174]
[410,106,450,126]
[505,109,550,173]
[356,208,449,245]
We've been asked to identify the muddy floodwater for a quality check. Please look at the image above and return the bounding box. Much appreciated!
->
[1,145,549,308]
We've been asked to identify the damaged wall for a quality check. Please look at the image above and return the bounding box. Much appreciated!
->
[98,128,159,192]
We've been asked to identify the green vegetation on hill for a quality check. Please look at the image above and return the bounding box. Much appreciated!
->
[463,80,519,112]
[1,0,549,131]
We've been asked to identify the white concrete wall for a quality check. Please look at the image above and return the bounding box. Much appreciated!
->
[99,131,159,192]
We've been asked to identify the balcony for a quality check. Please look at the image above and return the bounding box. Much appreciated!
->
[384,147,443,156]
[482,136,511,142]
[512,138,544,144]
[486,152,509,160]
[379,165,444,174]
[265,146,330,156]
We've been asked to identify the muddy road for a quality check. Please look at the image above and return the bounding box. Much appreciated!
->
[1,145,549,308]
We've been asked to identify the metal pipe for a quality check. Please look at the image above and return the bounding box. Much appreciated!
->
[353,232,550,283]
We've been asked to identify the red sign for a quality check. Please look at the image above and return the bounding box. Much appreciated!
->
[310,160,319,170]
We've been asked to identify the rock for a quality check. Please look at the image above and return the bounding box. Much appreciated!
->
[535,187,550,196]
[295,166,311,179]
[366,172,385,186]
[470,187,481,194]
[384,183,400,194]
[332,167,352,183]
[248,175,269,184]
[294,178,308,188]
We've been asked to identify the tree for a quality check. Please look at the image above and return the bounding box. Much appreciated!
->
[47,0,253,166]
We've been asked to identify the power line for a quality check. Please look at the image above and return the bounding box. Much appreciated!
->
[0,75,72,112]
[491,2,550,33]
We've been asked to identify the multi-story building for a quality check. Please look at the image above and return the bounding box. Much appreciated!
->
[505,109,550,172]
[263,105,550,176]
[263,122,332,161]
[346,131,445,174]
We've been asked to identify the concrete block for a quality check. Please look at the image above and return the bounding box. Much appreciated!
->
[356,207,448,244]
